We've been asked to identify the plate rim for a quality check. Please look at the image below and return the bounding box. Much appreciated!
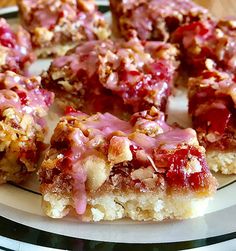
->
[1,215,236,250]
[0,3,236,250]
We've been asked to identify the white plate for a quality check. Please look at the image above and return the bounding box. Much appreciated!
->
[0,5,236,251]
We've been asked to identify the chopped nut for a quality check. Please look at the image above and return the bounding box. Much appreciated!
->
[143,177,158,189]
[2,108,16,120]
[33,27,54,45]
[20,114,33,131]
[206,132,220,143]
[134,119,163,137]
[185,157,202,174]
[190,45,201,55]
[205,59,216,71]
[215,28,224,39]
[0,48,7,65]
[131,166,154,180]
[58,80,74,92]
[228,20,236,28]
[51,71,65,80]
[83,154,111,191]
[77,0,95,12]
[94,26,111,40]
[108,136,133,164]
[87,134,105,148]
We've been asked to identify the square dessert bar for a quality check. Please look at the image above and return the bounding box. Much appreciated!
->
[110,0,210,41]
[0,18,35,74]
[188,69,236,174]
[0,71,54,184]
[172,18,236,76]
[39,107,217,221]
[17,0,110,57]
[42,39,179,117]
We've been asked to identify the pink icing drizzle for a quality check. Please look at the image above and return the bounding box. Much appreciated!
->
[53,41,112,78]
[69,128,88,215]
[86,113,132,135]
[0,89,21,111]
[0,18,34,74]
[156,128,196,150]
[0,71,54,129]
[72,164,87,214]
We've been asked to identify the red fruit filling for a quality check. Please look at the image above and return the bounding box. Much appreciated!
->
[110,144,210,191]
[16,91,28,106]
[194,104,231,135]
[0,26,16,48]
[155,146,209,190]
[65,106,78,115]
[112,60,171,112]
[172,19,236,74]
[188,69,236,149]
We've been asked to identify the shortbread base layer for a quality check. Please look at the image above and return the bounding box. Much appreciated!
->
[35,43,77,58]
[207,150,236,175]
[0,165,30,184]
[42,192,211,221]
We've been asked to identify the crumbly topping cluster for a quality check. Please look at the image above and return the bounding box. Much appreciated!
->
[110,0,210,41]
[17,0,110,51]
[42,39,179,115]
[172,19,236,75]
[0,71,54,183]
[0,18,35,74]
[188,69,236,150]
